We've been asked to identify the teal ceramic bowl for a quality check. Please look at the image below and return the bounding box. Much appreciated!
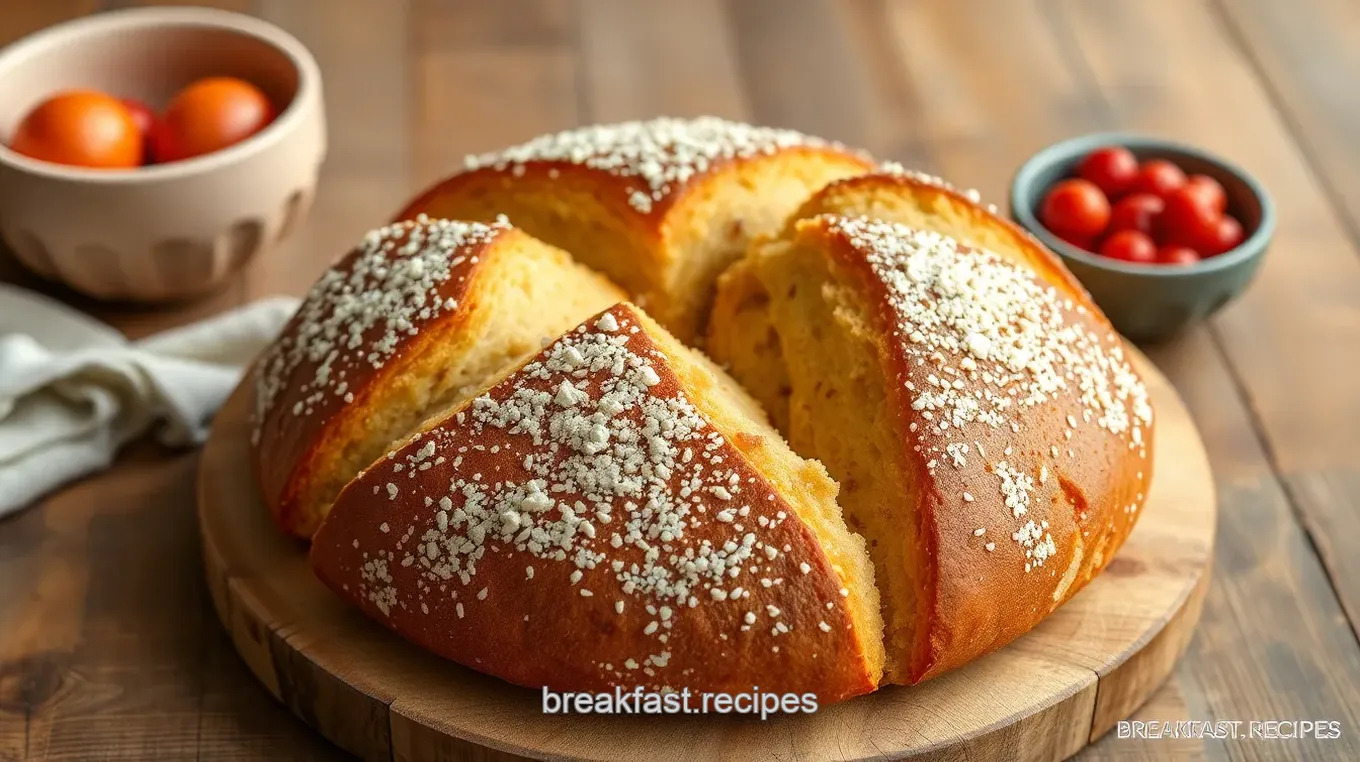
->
[1010,133,1274,343]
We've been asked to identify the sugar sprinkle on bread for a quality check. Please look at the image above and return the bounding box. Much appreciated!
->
[312,304,884,700]
[464,116,847,213]
[252,215,509,440]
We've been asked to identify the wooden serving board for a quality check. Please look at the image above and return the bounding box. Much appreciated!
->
[198,351,1215,762]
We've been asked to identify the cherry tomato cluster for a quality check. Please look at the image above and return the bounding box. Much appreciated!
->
[8,77,276,170]
[1038,147,1246,266]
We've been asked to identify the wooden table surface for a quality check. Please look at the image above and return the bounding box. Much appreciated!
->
[2,1,1358,760]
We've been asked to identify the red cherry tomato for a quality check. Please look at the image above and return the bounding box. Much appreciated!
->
[9,90,143,169]
[1099,230,1157,263]
[153,76,275,162]
[1077,146,1139,199]
[1183,174,1227,216]
[120,98,155,137]
[1201,215,1245,256]
[120,98,157,165]
[1108,193,1164,236]
[1130,159,1187,198]
[1158,245,1201,266]
[1040,179,1111,240]
[1159,185,1221,248]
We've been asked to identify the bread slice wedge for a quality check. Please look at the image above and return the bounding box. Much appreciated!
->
[393,117,873,343]
[708,179,1154,683]
[310,303,885,702]
[251,216,626,538]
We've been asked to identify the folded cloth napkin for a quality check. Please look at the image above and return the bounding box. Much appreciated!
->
[0,283,299,517]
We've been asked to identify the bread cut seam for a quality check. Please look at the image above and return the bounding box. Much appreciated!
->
[708,197,1154,683]
[251,218,626,538]
[710,229,929,680]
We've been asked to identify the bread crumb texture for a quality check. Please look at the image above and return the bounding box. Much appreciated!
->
[708,208,1154,681]
[251,214,625,537]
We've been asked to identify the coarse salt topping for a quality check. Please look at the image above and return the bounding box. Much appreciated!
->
[878,162,987,207]
[348,307,839,679]
[251,215,510,441]
[463,117,841,213]
[822,215,1152,570]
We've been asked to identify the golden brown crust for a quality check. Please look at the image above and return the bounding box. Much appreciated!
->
[252,217,515,537]
[792,168,1095,309]
[799,215,1153,682]
[435,118,871,221]
[399,145,873,227]
[309,304,879,702]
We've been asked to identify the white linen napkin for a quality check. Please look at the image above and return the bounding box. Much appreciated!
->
[0,283,298,517]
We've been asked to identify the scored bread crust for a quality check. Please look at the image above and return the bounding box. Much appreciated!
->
[803,214,1153,682]
[256,123,1159,703]
[708,171,1155,683]
[251,217,625,538]
[392,117,875,342]
[309,303,883,702]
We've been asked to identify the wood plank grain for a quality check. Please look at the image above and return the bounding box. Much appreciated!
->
[246,0,413,300]
[727,0,890,149]
[2,450,210,760]
[1204,0,1360,640]
[0,447,339,762]
[411,0,570,50]
[879,0,1102,201]
[1284,468,1360,640]
[1213,0,1360,251]
[1078,678,1202,761]
[867,0,1360,758]
[834,0,935,168]
[1059,0,1360,647]
[577,0,747,121]
[196,619,350,762]
[1058,1,1360,471]
[0,0,99,39]
[1144,331,1360,761]
[1060,1,1360,754]
[408,0,575,191]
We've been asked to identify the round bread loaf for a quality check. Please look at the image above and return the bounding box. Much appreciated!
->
[392,117,874,343]
[252,215,625,538]
[310,303,885,702]
[255,121,1156,705]
[708,172,1153,683]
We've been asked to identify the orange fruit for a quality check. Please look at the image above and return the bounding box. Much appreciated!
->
[9,90,143,169]
[152,76,276,162]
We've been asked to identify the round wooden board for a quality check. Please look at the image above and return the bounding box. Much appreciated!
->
[198,349,1215,762]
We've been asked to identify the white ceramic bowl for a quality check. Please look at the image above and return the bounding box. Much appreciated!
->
[0,7,326,302]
